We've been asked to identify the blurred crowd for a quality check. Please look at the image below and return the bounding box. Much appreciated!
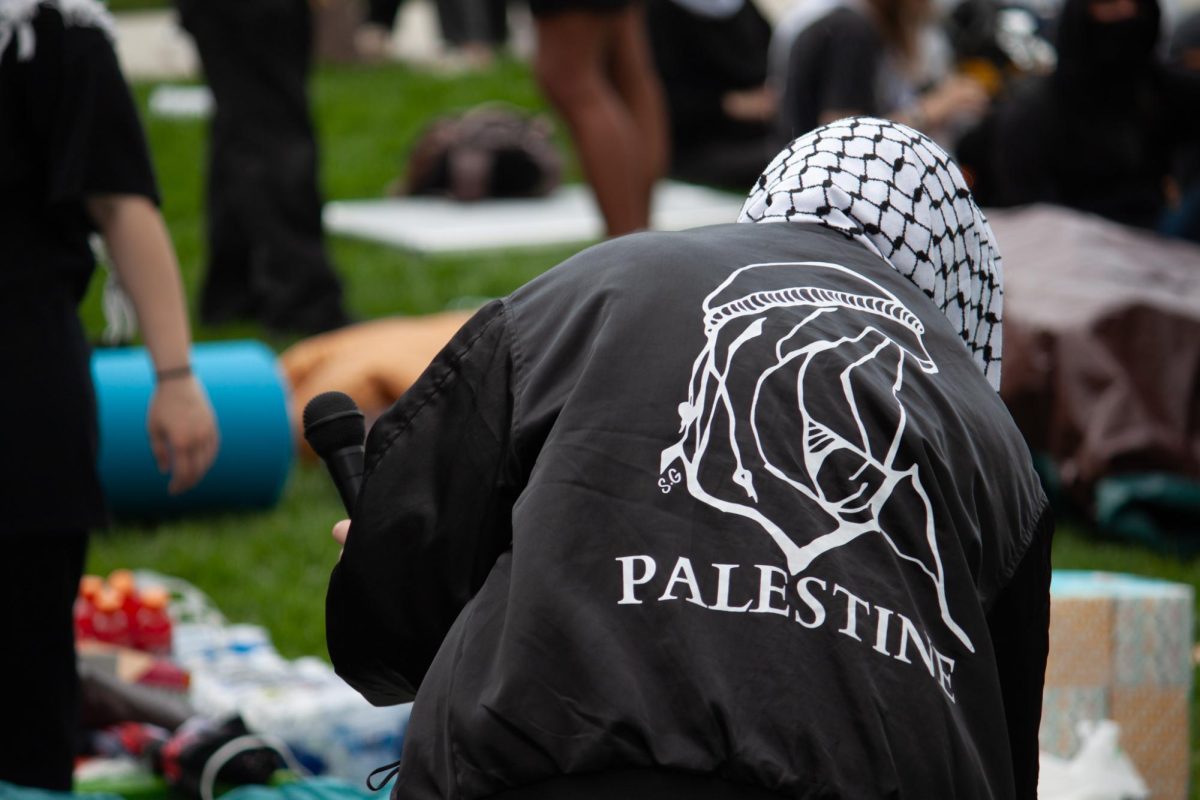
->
[346,0,1200,246]
[171,0,1200,328]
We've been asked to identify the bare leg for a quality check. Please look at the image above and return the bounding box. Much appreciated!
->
[534,11,653,236]
[608,6,669,197]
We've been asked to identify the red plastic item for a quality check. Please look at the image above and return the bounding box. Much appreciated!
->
[108,568,143,620]
[107,569,135,598]
[90,586,131,646]
[132,586,173,656]
[137,658,189,691]
[73,575,104,642]
[80,574,104,600]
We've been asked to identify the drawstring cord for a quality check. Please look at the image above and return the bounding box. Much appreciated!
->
[366,758,403,792]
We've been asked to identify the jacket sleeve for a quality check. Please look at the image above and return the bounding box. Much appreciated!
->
[986,505,1054,799]
[326,300,520,705]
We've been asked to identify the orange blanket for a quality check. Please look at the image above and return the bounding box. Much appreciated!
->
[280,310,475,458]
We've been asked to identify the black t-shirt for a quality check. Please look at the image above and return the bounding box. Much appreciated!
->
[0,5,159,301]
[778,7,882,140]
[0,4,159,534]
[327,223,1051,799]
[647,0,773,148]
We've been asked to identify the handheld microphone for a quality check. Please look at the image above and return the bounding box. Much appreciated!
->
[303,391,366,516]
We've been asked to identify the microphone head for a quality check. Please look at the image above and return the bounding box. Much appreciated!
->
[303,391,366,458]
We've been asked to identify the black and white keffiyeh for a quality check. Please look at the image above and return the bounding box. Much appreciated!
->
[739,117,1003,390]
[0,0,115,62]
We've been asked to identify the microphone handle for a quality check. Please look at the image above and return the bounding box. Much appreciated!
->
[326,444,365,516]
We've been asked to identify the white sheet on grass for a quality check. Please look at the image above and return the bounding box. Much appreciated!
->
[148,84,214,119]
[1039,720,1148,800]
[323,181,747,253]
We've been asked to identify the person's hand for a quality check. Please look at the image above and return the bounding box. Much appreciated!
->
[147,375,219,494]
[920,74,990,130]
[332,519,350,547]
[332,519,350,560]
[722,85,778,124]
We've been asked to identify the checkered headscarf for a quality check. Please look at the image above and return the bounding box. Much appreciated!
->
[739,117,1003,390]
[0,0,115,62]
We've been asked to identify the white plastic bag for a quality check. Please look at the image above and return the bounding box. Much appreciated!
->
[1038,719,1149,800]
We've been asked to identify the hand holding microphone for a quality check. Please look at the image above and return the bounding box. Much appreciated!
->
[304,391,365,557]
[303,391,366,517]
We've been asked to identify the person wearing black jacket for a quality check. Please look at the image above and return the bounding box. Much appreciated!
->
[327,118,1051,799]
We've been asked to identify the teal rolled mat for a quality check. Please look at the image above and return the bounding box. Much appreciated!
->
[91,340,293,518]
[1094,472,1200,555]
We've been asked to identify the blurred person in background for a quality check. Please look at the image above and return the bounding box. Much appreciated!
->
[357,0,509,67]
[646,0,778,191]
[771,0,991,144]
[1162,9,1200,242]
[0,0,217,789]
[176,0,350,335]
[987,0,1200,231]
[531,1,669,237]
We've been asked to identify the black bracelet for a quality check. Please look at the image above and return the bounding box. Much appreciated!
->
[155,364,193,382]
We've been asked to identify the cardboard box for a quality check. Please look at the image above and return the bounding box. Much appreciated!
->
[1041,571,1193,800]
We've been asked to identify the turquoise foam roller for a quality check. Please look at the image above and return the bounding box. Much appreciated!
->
[92,340,293,517]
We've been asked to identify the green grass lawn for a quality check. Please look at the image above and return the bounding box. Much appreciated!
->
[84,55,1200,794]
[106,0,168,11]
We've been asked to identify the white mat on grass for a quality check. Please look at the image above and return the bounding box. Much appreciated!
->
[323,181,747,253]
[148,84,213,119]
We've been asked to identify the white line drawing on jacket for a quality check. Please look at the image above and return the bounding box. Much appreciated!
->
[660,261,974,652]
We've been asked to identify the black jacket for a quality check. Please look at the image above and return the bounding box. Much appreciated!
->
[327,222,1051,799]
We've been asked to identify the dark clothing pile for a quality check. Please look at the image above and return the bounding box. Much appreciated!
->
[327,220,1050,799]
